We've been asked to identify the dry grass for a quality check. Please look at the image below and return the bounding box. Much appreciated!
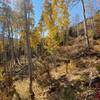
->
[14,58,100,100]
[14,79,29,99]
[13,37,100,100]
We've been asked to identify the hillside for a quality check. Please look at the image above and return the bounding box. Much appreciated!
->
[0,0,100,100]
[0,34,99,100]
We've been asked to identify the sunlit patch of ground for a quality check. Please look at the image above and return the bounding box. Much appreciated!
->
[50,64,67,79]
[14,79,29,99]
[14,56,100,100]
[14,79,47,100]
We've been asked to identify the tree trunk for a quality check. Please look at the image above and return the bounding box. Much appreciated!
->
[91,17,96,36]
[81,0,90,49]
[24,0,34,99]
[2,23,7,73]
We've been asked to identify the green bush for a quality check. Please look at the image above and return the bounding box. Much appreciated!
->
[96,66,100,72]
[63,85,76,100]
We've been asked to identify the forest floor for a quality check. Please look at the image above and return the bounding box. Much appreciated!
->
[13,65,98,99]
[0,36,100,100]
[14,60,99,100]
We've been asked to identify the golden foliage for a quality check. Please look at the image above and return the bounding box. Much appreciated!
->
[0,67,3,81]
[43,0,69,48]
[0,41,4,53]
[30,31,41,48]
[20,28,41,49]
[44,32,59,53]
[94,12,100,33]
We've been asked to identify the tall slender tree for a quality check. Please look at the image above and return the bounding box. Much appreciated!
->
[24,0,34,99]
[81,0,90,49]
[88,0,96,36]
[67,0,90,49]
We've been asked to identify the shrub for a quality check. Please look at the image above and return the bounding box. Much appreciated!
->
[96,66,100,72]
[63,85,76,100]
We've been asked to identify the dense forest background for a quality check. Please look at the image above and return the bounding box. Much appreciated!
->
[0,0,100,100]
